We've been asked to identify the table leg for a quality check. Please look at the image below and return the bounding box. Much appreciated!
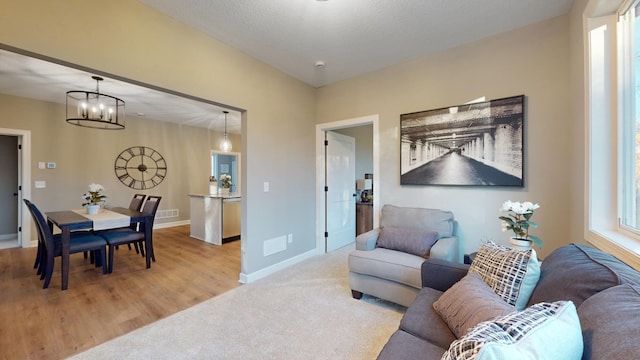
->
[61,226,70,290]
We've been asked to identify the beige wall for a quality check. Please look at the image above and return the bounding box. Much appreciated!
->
[0,0,317,277]
[0,93,240,222]
[317,16,571,259]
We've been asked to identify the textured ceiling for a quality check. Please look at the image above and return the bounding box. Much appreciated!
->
[138,0,575,88]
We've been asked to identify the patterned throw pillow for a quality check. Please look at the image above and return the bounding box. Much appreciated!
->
[441,301,583,360]
[468,242,540,310]
[433,272,516,338]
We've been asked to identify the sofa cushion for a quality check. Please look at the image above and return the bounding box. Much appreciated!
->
[376,330,447,360]
[527,243,640,308]
[578,283,640,359]
[468,242,540,310]
[442,301,583,360]
[376,226,439,258]
[349,248,424,289]
[399,287,456,350]
[379,204,454,238]
[433,272,516,338]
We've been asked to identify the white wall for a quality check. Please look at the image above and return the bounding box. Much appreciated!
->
[317,16,572,259]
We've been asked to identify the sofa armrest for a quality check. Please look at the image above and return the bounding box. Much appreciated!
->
[429,236,458,262]
[421,258,470,291]
[355,228,380,250]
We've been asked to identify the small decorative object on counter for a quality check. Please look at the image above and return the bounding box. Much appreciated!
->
[82,183,107,214]
[499,200,542,250]
[219,174,232,196]
[209,176,218,195]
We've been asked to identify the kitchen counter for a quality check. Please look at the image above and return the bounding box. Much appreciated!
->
[189,193,241,245]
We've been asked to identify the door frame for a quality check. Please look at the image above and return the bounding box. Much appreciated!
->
[0,128,31,248]
[315,114,379,254]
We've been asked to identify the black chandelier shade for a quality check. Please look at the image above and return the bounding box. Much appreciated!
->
[66,76,125,130]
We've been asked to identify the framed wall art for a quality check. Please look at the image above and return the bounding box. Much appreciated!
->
[400,95,525,187]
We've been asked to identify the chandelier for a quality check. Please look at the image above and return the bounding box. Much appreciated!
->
[66,76,125,130]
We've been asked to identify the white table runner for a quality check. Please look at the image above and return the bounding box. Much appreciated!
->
[73,208,131,231]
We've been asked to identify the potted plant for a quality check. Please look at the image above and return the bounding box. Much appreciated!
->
[82,183,107,214]
[499,200,542,250]
[219,174,233,195]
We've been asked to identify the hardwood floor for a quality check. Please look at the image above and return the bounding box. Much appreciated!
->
[0,225,241,360]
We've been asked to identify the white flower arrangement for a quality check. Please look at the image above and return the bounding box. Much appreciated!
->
[82,183,107,206]
[219,174,233,189]
[499,200,542,248]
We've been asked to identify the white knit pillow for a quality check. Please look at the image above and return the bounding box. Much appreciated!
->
[468,241,540,310]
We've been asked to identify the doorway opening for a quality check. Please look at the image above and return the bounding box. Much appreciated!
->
[0,128,31,248]
[315,114,379,254]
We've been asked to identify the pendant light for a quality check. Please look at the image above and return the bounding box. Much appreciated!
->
[219,110,232,152]
[66,76,125,130]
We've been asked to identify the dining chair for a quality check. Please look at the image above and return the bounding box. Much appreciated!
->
[23,199,108,289]
[97,195,161,273]
[126,193,147,254]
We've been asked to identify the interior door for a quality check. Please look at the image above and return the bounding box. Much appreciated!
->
[326,131,356,252]
[0,135,18,247]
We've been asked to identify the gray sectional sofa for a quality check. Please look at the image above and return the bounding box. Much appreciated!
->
[377,243,640,359]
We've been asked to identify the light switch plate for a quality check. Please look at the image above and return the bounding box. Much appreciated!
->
[263,182,269,192]
[38,162,45,169]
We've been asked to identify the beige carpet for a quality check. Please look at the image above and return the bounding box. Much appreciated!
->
[70,244,405,360]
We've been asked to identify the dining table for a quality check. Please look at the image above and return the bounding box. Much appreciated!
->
[46,206,154,290]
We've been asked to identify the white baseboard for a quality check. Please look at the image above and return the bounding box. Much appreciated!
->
[154,220,190,229]
[239,249,317,284]
[0,233,17,241]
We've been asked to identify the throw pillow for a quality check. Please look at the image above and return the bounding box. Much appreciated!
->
[468,241,540,310]
[433,272,516,338]
[442,301,583,360]
[376,226,439,258]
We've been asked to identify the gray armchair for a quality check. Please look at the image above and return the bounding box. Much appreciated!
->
[348,204,458,307]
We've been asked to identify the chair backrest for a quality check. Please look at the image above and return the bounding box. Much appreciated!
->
[23,199,44,245]
[23,199,56,256]
[141,195,162,227]
[379,204,455,238]
[129,194,147,212]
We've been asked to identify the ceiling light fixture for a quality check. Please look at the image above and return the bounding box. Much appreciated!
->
[219,110,232,152]
[66,76,125,130]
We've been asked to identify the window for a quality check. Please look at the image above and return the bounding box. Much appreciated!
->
[620,3,640,232]
[211,151,239,193]
[586,0,640,268]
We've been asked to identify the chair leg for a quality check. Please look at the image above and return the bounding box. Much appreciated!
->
[42,257,54,289]
[138,241,145,258]
[351,290,363,299]
[133,242,141,255]
[100,248,107,274]
[108,244,115,274]
[33,242,42,269]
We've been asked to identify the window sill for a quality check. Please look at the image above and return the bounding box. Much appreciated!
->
[585,228,640,270]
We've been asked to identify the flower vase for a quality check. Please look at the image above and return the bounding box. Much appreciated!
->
[219,188,230,196]
[509,237,532,251]
[209,181,218,195]
[86,204,100,215]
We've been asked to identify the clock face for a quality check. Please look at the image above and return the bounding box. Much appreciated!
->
[114,146,167,190]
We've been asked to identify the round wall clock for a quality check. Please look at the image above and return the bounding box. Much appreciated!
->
[114,146,167,190]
